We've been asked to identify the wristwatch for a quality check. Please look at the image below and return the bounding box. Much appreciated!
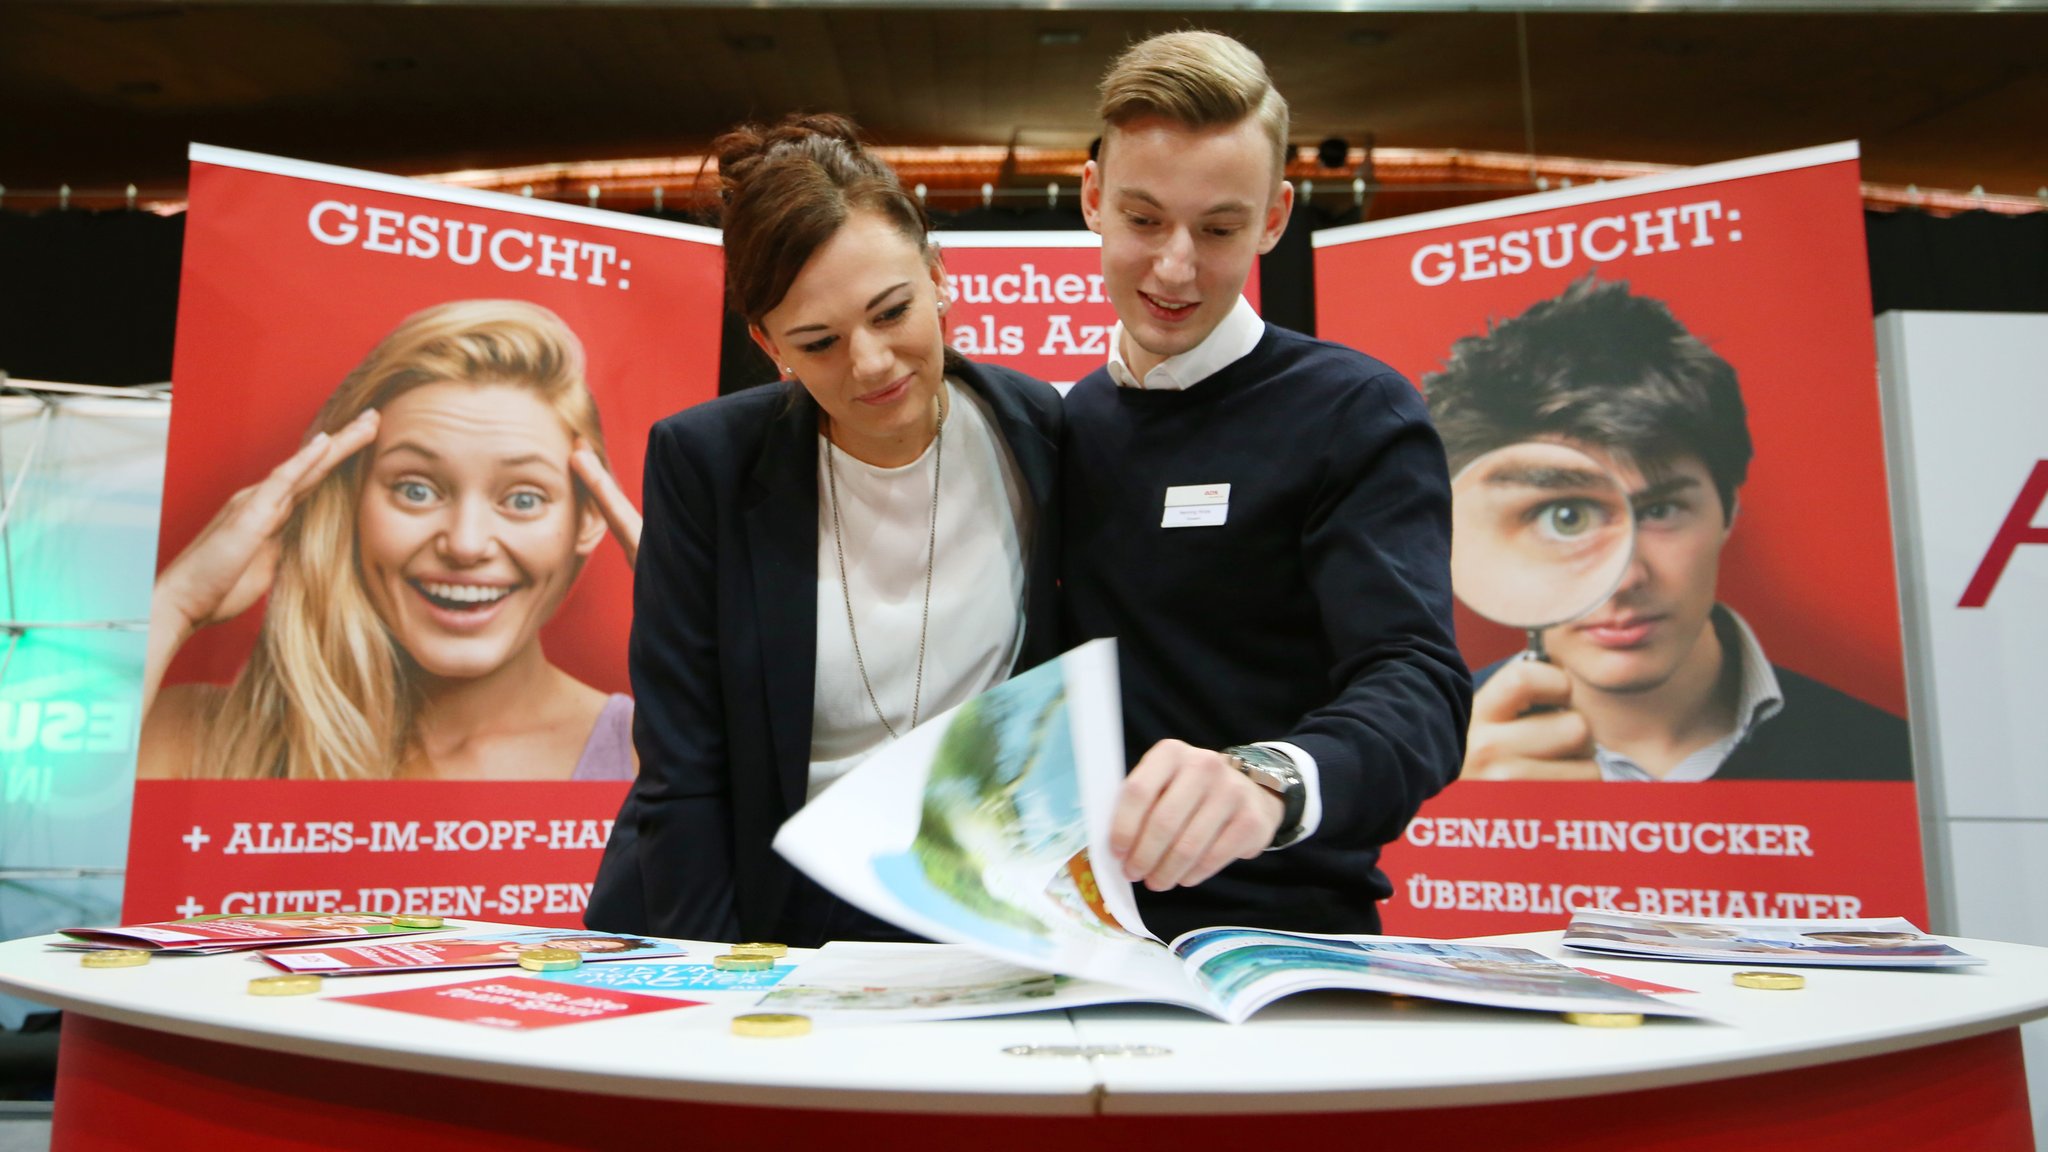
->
[1222,745,1307,850]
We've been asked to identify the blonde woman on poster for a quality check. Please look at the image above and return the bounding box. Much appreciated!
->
[138,298,643,781]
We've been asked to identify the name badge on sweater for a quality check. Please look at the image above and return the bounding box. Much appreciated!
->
[1162,483,1230,528]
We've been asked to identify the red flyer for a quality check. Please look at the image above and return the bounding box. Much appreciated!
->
[334,976,701,1031]
[1572,969,1697,996]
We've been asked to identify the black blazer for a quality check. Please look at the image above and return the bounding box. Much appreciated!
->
[586,356,1063,943]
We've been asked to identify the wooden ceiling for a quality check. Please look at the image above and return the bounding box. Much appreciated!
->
[3,4,2043,204]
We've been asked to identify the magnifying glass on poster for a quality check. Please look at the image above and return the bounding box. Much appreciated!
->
[1449,441,1636,666]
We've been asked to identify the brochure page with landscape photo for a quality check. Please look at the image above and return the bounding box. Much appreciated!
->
[754,941,1168,1023]
[758,936,1701,1025]
[1168,929,1700,1022]
[775,640,1191,997]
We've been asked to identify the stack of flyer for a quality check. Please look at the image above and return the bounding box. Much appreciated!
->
[1561,910,1983,968]
[55,913,448,955]
[258,929,688,976]
[770,641,1701,1025]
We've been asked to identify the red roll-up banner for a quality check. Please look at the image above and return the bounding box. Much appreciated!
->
[124,146,723,926]
[1315,143,1927,935]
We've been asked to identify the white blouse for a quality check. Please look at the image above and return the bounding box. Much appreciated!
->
[807,378,1030,799]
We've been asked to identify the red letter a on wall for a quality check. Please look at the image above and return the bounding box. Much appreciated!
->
[1959,459,2048,608]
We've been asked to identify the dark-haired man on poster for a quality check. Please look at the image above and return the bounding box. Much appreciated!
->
[1062,30,1471,941]
[1423,275,1911,783]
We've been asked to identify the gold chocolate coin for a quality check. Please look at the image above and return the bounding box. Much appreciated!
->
[80,949,151,969]
[713,953,774,971]
[729,942,789,958]
[518,948,583,972]
[1562,1012,1644,1028]
[392,915,445,929]
[248,974,323,997]
[731,1013,811,1038]
[1733,971,1806,991]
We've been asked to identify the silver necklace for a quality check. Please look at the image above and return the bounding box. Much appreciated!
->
[825,392,945,740]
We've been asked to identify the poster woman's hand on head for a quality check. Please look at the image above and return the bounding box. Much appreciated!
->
[571,437,641,571]
[143,409,382,714]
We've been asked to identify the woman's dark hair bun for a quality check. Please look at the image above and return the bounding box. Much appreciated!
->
[713,111,928,324]
[715,113,868,204]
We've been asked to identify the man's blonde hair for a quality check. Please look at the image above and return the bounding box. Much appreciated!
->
[1096,31,1290,182]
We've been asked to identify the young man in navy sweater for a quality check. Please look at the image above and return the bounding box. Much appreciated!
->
[1067,31,1472,941]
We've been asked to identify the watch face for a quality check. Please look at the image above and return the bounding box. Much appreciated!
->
[1230,749,1296,794]
[1246,764,1289,792]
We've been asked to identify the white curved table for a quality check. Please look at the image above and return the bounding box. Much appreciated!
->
[5,925,2043,1150]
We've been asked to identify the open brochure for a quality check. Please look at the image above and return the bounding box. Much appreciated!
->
[56,913,451,954]
[1562,910,1983,968]
[258,929,689,975]
[763,936,1696,1025]
[774,641,1697,1023]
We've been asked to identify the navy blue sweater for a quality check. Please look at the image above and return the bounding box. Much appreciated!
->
[1062,324,1472,940]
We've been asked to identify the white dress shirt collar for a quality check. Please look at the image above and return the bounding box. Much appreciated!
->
[1106,295,1265,392]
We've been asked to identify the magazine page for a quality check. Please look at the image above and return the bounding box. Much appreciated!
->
[58,912,448,953]
[774,640,1195,1002]
[259,929,688,975]
[1561,910,1983,967]
[751,941,1208,1024]
[1171,928,1705,1025]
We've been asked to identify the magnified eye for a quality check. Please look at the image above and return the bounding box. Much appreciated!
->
[1530,497,1604,542]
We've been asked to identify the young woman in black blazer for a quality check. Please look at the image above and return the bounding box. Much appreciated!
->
[586,115,1063,947]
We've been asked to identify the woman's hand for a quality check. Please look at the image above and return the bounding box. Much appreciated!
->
[572,441,642,571]
[144,410,381,712]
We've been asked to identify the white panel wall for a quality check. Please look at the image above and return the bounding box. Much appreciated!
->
[1948,819,2048,1140]
[0,391,166,1030]
[1878,311,2048,1141]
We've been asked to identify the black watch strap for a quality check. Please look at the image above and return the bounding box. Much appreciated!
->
[1270,771,1307,849]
